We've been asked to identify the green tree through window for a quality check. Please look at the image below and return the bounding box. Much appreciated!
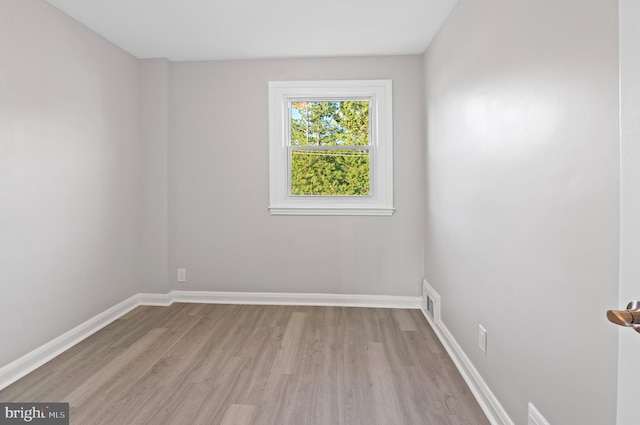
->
[290,100,370,196]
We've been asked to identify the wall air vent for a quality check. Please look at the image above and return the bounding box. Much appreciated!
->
[422,279,441,327]
[426,295,435,319]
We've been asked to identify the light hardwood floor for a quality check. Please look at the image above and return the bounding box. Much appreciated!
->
[0,304,489,425]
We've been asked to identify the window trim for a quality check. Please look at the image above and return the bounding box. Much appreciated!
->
[268,80,394,216]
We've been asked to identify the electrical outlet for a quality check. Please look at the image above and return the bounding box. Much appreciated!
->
[177,268,186,282]
[478,325,487,354]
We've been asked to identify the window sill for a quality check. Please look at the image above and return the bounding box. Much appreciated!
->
[268,207,395,216]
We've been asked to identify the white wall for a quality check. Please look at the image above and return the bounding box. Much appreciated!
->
[140,59,170,294]
[169,56,425,296]
[423,0,619,424]
[0,0,141,367]
[617,1,640,423]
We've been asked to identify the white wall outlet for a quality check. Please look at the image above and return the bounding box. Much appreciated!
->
[478,325,487,354]
[177,268,186,282]
[528,403,551,425]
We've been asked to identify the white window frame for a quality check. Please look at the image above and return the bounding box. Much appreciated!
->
[268,80,394,216]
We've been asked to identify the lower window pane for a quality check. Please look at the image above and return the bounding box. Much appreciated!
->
[291,149,370,196]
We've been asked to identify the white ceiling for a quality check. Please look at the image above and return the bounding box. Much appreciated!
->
[45,0,457,61]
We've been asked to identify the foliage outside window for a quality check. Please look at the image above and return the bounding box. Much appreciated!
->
[290,100,370,196]
[268,80,393,216]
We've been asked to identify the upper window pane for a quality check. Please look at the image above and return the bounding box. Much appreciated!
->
[290,100,369,146]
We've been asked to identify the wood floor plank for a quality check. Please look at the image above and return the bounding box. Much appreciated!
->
[220,404,256,425]
[0,304,490,425]
[366,341,407,425]
[71,314,204,425]
[66,327,167,406]
[270,311,306,375]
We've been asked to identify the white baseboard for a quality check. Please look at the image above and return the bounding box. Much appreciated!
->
[0,290,420,391]
[420,279,514,425]
[140,290,421,308]
[138,292,172,306]
[169,290,421,309]
[0,294,140,391]
[528,403,551,425]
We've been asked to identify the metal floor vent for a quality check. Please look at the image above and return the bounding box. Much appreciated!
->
[425,295,435,319]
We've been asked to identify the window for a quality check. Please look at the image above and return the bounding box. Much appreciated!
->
[268,80,394,216]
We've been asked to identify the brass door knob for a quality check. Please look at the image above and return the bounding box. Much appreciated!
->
[607,301,640,333]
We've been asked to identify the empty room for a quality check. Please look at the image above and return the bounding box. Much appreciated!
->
[1,0,638,424]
